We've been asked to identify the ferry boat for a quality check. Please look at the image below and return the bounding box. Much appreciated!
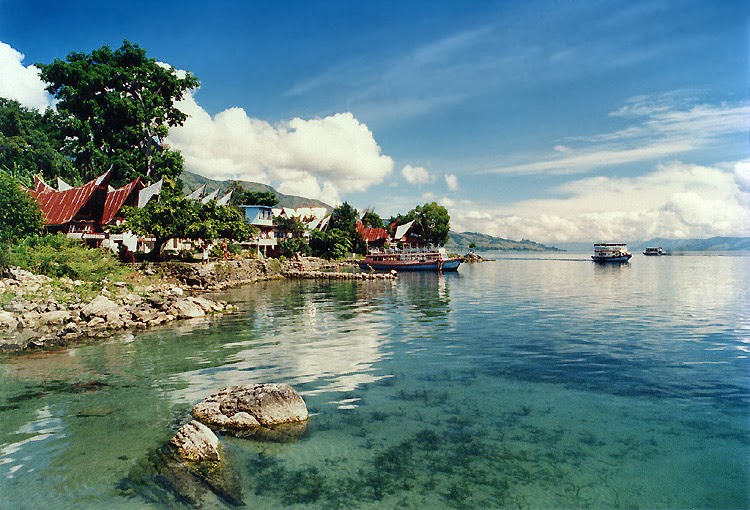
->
[643,247,663,256]
[359,246,461,272]
[591,243,632,263]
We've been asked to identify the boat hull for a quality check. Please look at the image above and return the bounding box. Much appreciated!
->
[359,258,461,272]
[591,254,632,263]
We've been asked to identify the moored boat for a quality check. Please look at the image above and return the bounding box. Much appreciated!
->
[643,247,663,256]
[592,243,632,263]
[359,246,461,272]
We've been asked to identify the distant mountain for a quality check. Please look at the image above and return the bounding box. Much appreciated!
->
[555,237,750,253]
[181,171,331,210]
[634,237,750,252]
[446,231,561,252]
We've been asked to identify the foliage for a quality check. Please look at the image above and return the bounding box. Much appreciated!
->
[37,40,199,187]
[0,171,44,247]
[309,228,352,260]
[389,202,451,246]
[235,189,278,207]
[0,98,77,185]
[329,201,366,254]
[278,238,311,258]
[273,215,307,238]
[361,210,384,229]
[6,234,127,282]
[119,194,254,260]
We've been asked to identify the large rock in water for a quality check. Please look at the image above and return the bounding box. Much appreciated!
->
[192,383,308,440]
[170,420,220,462]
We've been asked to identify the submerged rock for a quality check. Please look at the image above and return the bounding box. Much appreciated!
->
[170,420,221,462]
[192,383,308,439]
[120,422,243,508]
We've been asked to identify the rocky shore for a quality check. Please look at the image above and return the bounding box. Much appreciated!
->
[0,256,392,353]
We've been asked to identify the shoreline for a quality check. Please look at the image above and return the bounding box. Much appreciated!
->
[0,256,388,353]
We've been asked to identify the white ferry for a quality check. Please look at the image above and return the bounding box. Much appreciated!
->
[592,243,632,263]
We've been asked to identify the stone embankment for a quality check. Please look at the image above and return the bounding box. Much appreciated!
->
[0,267,231,352]
[0,257,394,353]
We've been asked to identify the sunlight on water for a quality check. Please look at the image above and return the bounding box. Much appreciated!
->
[1,253,748,508]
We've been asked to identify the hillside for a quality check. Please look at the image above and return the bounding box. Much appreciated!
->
[181,171,331,210]
[446,231,561,252]
[634,237,750,252]
[556,237,750,252]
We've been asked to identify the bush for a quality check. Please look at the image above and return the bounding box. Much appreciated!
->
[279,238,311,258]
[7,234,127,282]
[0,171,43,245]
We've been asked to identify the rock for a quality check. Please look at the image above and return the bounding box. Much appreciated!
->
[192,383,308,438]
[169,299,206,319]
[0,310,18,330]
[38,310,71,326]
[80,295,121,321]
[170,420,221,462]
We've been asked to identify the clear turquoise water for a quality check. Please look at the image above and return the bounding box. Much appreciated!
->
[1,253,748,509]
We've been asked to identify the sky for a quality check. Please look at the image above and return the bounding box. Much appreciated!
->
[0,0,748,243]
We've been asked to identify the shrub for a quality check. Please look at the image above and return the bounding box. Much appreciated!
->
[7,234,128,282]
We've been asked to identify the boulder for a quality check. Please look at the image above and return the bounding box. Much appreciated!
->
[80,295,121,321]
[170,420,221,462]
[192,383,308,438]
[168,298,206,319]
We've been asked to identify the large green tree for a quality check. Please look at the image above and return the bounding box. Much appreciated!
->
[309,228,352,260]
[118,194,253,260]
[389,202,451,246]
[37,40,199,187]
[329,201,365,254]
[0,98,77,185]
[0,171,44,246]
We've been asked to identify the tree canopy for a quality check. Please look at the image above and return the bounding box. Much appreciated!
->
[0,171,44,245]
[0,99,77,186]
[118,194,253,260]
[36,40,199,187]
[389,202,451,246]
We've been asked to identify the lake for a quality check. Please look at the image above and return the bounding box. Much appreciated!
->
[1,252,748,509]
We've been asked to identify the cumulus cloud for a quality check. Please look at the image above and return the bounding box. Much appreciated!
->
[167,91,394,205]
[0,41,52,111]
[450,161,750,242]
[445,174,459,190]
[401,165,432,184]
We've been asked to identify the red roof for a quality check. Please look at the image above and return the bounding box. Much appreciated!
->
[356,220,389,243]
[27,178,106,226]
[101,178,143,225]
[33,175,56,193]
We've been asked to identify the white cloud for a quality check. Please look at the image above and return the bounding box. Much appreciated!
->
[445,174,459,190]
[0,41,52,111]
[451,161,750,242]
[167,91,394,205]
[486,95,750,175]
[401,165,432,184]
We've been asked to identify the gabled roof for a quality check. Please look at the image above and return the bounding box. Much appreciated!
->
[356,220,389,243]
[394,220,414,241]
[186,184,205,200]
[27,172,111,226]
[102,177,144,225]
[201,188,220,204]
[33,175,56,193]
[138,178,163,208]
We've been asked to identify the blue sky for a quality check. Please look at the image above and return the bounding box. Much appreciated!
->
[0,0,748,242]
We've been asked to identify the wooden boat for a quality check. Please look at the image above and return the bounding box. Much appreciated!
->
[359,246,461,272]
[591,243,632,263]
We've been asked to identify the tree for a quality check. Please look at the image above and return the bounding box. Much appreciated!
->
[37,40,199,187]
[309,228,352,260]
[389,202,451,246]
[273,215,307,238]
[238,190,278,207]
[118,194,254,260]
[329,201,365,253]
[0,171,44,246]
[0,98,77,185]
[361,209,384,229]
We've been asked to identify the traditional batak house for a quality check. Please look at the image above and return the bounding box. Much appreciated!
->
[25,171,162,251]
[356,219,390,250]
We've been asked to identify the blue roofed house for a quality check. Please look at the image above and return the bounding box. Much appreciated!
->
[240,204,277,256]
